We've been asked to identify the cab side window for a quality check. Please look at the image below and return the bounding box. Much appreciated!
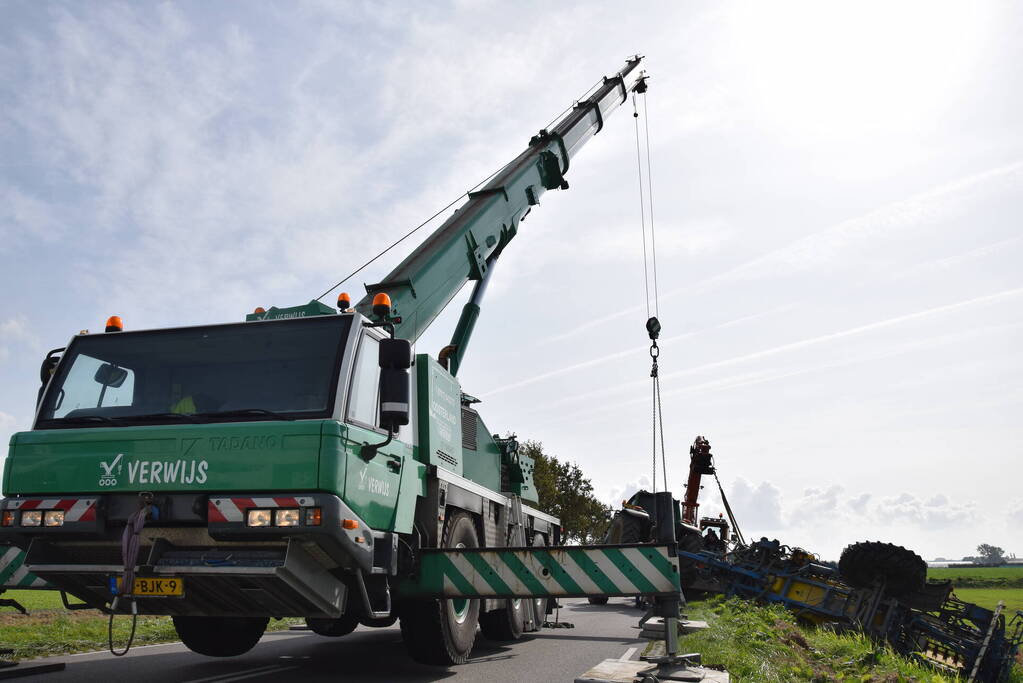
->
[347,335,380,428]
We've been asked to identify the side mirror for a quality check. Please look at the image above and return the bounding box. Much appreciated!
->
[379,338,411,370]
[378,339,411,432]
[39,354,61,386]
[94,363,128,388]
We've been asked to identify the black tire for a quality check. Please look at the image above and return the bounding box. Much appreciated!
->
[400,511,480,665]
[359,615,397,628]
[677,531,704,590]
[480,598,525,641]
[306,613,360,637]
[587,596,610,605]
[173,616,268,657]
[839,541,926,597]
[605,512,644,544]
[531,532,550,623]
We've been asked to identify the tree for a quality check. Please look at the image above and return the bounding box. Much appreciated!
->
[522,440,611,544]
[976,543,1006,565]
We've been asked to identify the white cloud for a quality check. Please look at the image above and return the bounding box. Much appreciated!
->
[729,478,784,530]
[1003,499,1023,528]
[606,475,655,507]
[876,492,980,530]
[0,317,38,362]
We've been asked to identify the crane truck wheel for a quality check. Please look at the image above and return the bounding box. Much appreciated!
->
[306,613,360,637]
[480,598,524,641]
[587,596,610,605]
[400,511,480,665]
[838,541,926,597]
[172,616,269,657]
[531,532,551,624]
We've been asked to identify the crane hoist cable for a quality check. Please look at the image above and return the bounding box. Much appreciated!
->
[713,470,746,547]
[633,85,668,495]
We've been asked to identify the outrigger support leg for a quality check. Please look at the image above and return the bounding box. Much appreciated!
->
[639,492,705,676]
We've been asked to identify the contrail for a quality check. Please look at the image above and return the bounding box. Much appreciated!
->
[540,160,1023,346]
[532,318,1023,430]
[526,286,1023,413]
[482,305,790,398]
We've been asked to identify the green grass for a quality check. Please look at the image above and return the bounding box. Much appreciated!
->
[0,589,67,611]
[952,587,1023,615]
[928,566,1023,580]
[663,597,1023,683]
[0,605,302,660]
[928,565,1023,588]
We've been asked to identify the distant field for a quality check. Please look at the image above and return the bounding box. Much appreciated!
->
[929,566,1023,581]
[952,588,1023,615]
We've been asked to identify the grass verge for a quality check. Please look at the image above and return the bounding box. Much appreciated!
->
[951,587,1023,615]
[0,608,301,661]
[659,596,1023,683]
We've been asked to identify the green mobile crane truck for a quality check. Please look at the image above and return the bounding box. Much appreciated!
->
[0,58,656,665]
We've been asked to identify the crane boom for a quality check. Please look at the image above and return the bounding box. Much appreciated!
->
[355,57,647,373]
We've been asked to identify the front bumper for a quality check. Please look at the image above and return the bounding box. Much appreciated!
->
[0,492,381,618]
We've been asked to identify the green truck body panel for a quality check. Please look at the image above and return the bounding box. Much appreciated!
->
[339,422,406,530]
[415,355,462,476]
[4,421,324,495]
[461,411,502,493]
[245,300,336,322]
[4,419,426,535]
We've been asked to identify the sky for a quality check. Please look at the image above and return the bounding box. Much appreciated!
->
[1,0,1020,562]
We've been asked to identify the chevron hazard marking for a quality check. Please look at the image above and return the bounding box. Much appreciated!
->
[400,545,681,599]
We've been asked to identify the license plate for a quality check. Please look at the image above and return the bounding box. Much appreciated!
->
[116,576,184,597]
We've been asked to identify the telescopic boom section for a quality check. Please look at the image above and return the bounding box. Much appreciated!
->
[682,436,715,526]
[355,57,647,372]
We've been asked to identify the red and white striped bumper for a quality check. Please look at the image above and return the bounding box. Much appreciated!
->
[208,495,317,523]
[2,497,98,522]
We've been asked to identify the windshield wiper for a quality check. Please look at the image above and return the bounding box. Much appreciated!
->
[49,415,116,425]
[113,412,205,423]
[193,408,295,422]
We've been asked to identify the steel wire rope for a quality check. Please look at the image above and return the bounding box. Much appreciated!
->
[642,92,660,316]
[635,90,671,495]
[632,94,652,320]
[315,77,605,303]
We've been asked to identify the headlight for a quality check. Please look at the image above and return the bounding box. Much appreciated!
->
[21,510,42,527]
[273,509,300,527]
[44,510,65,527]
[246,509,272,527]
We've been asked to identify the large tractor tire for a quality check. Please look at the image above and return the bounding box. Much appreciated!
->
[173,616,268,657]
[306,613,360,637]
[676,531,704,590]
[400,511,480,665]
[838,541,926,597]
[605,511,645,544]
[587,513,645,605]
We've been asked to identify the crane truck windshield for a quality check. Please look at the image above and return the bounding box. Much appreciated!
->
[35,316,352,429]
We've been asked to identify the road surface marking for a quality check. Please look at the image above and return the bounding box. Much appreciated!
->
[183,663,300,683]
[620,647,637,661]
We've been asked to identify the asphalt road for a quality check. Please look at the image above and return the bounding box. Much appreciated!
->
[9,598,651,682]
